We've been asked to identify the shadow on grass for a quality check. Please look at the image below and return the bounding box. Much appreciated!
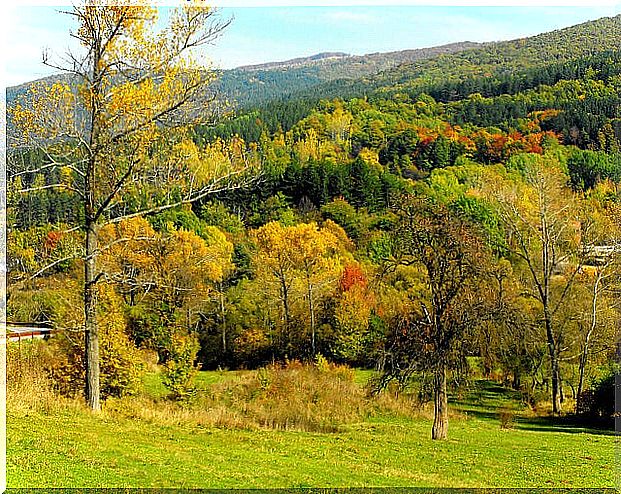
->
[450,379,614,437]
[516,415,615,436]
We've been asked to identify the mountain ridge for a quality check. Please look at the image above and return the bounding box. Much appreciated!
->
[7,14,621,112]
[6,42,484,110]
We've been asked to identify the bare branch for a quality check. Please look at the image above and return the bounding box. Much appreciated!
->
[106,168,262,224]
[18,183,84,198]
[28,255,82,281]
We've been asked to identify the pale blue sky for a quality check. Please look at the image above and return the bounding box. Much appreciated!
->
[4,5,620,87]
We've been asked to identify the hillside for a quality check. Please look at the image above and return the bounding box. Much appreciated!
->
[370,14,621,98]
[6,42,481,113]
[291,14,621,101]
[235,51,351,71]
[8,15,620,116]
[198,14,621,141]
[215,41,482,109]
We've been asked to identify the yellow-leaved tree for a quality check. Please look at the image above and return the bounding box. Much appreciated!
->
[482,155,590,414]
[9,2,258,410]
[98,217,233,397]
[252,221,348,357]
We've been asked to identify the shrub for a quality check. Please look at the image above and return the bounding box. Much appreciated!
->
[162,332,201,401]
[45,284,144,399]
[590,373,615,421]
[203,360,365,432]
[499,405,515,429]
[577,368,616,426]
[106,362,429,432]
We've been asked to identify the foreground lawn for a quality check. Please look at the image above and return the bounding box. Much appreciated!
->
[7,375,614,488]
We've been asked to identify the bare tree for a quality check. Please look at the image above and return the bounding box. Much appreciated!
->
[487,156,587,414]
[574,212,621,411]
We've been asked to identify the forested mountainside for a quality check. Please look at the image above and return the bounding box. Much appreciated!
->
[371,14,621,92]
[213,42,482,109]
[5,41,480,113]
[202,14,621,140]
[7,13,620,420]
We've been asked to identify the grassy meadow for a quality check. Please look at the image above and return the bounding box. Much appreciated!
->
[7,360,615,489]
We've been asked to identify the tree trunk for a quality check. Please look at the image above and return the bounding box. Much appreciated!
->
[576,350,588,413]
[577,275,601,412]
[432,363,448,440]
[83,46,101,410]
[550,349,562,414]
[512,370,521,390]
[84,222,100,411]
[307,279,316,357]
[544,315,561,414]
[219,287,227,353]
[279,275,292,355]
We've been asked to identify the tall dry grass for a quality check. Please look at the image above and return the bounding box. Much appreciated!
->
[206,359,367,432]
[105,359,429,432]
[8,341,432,433]
[6,340,80,415]
[104,360,366,432]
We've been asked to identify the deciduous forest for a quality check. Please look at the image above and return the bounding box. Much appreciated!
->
[5,4,619,488]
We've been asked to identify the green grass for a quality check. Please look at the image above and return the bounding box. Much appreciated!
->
[141,368,252,399]
[7,372,615,488]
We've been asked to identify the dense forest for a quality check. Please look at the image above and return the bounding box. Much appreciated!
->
[7,12,620,429]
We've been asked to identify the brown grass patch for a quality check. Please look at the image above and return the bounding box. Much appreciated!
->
[7,340,79,415]
[106,361,425,433]
[9,347,434,434]
[202,360,367,432]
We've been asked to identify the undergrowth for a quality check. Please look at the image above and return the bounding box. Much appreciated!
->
[7,345,492,433]
[102,359,429,432]
[7,340,81,415]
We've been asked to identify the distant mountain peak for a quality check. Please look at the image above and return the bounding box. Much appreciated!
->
[237,52,351,72]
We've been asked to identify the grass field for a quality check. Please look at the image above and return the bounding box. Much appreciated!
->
[7,370,615,488]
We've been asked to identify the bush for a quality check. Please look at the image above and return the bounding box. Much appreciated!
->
[162,332,201,401]
[499,405,516,429]
[7,340,59,414]
[203,359,365,432]
[46,284,144,399]
[106,362,428,432]
[591,373,615,420]
[577,369,616,426]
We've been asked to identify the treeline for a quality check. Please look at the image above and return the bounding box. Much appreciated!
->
[415,51,621,103]
[7,16,621,422]
[198,49,621,154]
[12,93,621,230]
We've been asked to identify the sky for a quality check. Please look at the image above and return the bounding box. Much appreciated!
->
[2,3,620,87]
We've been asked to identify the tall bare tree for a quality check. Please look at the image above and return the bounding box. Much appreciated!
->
[486,156,587,414]
[574,206,621,411]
